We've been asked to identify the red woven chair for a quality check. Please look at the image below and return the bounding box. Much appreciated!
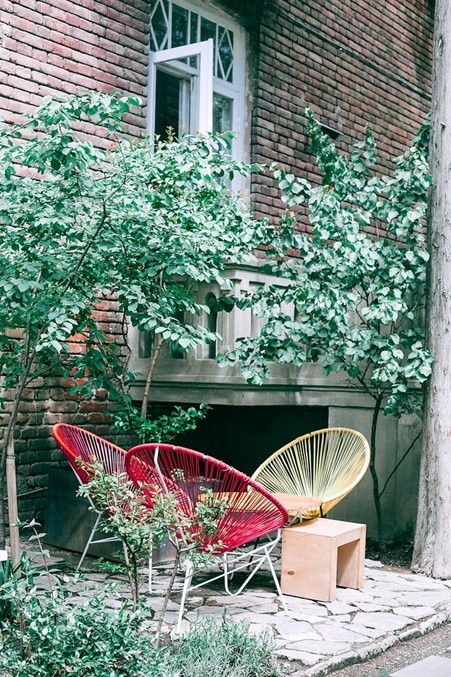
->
[125,443,289,631]
[52,423,129,570]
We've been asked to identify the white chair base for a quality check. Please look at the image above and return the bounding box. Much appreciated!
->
[175,529,287,633]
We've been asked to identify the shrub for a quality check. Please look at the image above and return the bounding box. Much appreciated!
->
[0,572,160,677]
[162,615,284,677]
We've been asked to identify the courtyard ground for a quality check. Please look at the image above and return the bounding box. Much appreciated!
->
[35,539,451,677]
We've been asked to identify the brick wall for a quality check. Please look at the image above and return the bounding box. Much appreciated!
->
[250,0,434,219]
[2,303,130,524]
[0,0,149,135]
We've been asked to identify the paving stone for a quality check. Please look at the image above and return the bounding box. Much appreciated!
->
[286,597,324,611]
[353,602,392,612]
[369,594,409,606]
[288,605,329,619]
[317,622,373,643]
[274,619,321,642]
[274,648,320,665]
[351,611,412,632]
[185,596,204,608]
[327,614,352,623]
[148,598,180,611]
[348,623,389,639]
[324,600,355,615]
[245,602,280,613]
[335,588,377,604]
[396,591,451,606]
[184,606,227,620]
[276,629,321,643]
[365,559,384,568]
[283,639,349,656]
[229,611,278,625]
[393,605,436,620]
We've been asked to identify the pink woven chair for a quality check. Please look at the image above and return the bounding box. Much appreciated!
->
[52,423,129,569]
[125,443,289,631]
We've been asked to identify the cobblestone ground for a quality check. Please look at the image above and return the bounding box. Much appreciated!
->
[30,543,451,677]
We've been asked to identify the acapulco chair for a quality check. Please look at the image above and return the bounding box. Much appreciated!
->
[125,443,289,632]
[251,427,370,520]
[52,423,129,569]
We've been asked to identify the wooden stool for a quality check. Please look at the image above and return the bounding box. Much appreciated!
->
[281,518,366,602]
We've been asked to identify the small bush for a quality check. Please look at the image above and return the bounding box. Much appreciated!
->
[0,574,160,677]
[162,615,284,677]
[0,527,283,676]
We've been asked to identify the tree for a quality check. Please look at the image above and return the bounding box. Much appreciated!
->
[0,92,264,567]
[412,0,451,578]
[219,111,432,547]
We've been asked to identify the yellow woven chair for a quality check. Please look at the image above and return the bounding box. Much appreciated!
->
[251,427,370,520]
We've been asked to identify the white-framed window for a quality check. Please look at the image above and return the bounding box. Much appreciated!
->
[148,0,246,160]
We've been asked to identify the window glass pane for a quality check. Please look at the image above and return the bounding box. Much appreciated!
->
[151,4,235,84]
[190,11,199,43]
[201,18,217,76]
[218,28,233,83]
[189,11,199,68]
[155,70,181,139]
[213,94,233,133]
[172,4,188,47]
[150,0,169,51]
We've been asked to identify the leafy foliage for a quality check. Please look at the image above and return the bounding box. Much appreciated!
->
[0,520,157,675]
[220,110,432,417]
[0,516,282,677]
[0,576,159,677]
[0,91,263,547]
[0,91,262,400]
[112,403,211,444]
[79,461,228,640]
[218,111,432,544]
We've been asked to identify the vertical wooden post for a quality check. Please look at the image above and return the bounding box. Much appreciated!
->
[6,437,20,569]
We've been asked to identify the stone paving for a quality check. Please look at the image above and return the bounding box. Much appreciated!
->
[69,554,451,677]
[27,538,451,677]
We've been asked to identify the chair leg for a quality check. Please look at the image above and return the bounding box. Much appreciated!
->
[77,512,102,571]
[176,559,194,634]
[264,543,288,614]
[222,531,288,613]
[148,549,153,593]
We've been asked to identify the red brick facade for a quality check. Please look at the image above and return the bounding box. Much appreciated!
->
[0,0,148,134]
[0,0,434,525]
[250,0,433,217]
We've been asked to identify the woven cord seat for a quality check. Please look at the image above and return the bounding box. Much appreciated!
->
[125,443,289,631]
[251,427,370,520]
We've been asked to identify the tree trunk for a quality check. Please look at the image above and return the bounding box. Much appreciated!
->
[412,0,451,577]
[368,396,384,551]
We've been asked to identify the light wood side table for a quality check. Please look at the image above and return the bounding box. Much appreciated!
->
[281,517,366,602]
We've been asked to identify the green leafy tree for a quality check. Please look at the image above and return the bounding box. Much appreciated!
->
[0,92,264,565]
[219,111,432,547]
